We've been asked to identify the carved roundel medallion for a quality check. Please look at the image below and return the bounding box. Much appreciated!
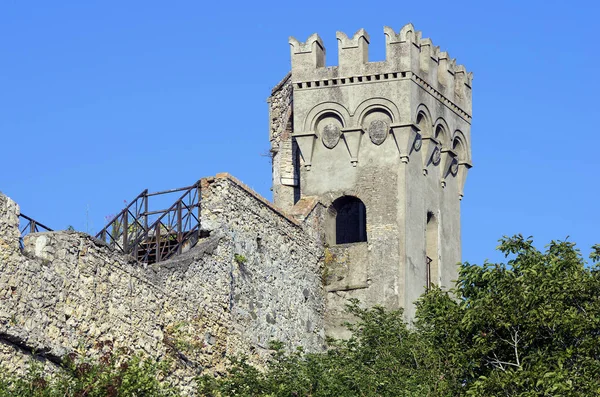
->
[431,146,441,165]
[450,159,459,175]
[322,123,341,149]
[368,119,389,145]
[413,134,422,151]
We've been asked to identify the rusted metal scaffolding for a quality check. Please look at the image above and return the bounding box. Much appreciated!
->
[95,181,202,264]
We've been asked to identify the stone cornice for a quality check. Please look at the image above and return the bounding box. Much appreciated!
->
[290,71,471,123]
[411,74,471,122]
[211,173,302,227]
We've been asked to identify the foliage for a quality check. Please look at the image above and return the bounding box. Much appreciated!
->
[450,235,600,395]
[198,301,444,397]
[234,254,247,265]
[4,235,599,396]
[199,235,600,396]
[0,349,178,397]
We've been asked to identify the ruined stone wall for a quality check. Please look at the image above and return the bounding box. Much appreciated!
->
[200,174,325,351]
[0,193,62,376]
[0,198,237,394]
[268,73,298,211]
[0,175,324,395]
[287,197,327,246]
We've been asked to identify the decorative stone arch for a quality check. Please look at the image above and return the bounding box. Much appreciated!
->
[303,102,351,132]
[353,97,401,128]
[325,195,368,245]
[415,104,433,138]
[452,130,470,162]
[433,117,451,148]
[399,23,419,43]
[356,105,395,146]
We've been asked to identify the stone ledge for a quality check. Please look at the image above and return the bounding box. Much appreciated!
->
[211,173,301,227]
[288,196,322,221]
[270,72,291,95]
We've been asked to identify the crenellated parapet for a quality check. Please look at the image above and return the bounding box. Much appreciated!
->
[274,24,474,326]
[289,24,473,117]
[289,33,325,83]
[336,29,370,74]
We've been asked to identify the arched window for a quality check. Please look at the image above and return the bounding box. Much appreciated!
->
[331,196,367,244]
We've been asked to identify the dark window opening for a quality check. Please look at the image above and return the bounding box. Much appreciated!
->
[293,143,301,204]
[426,211,438,288]
[332,196,367,244]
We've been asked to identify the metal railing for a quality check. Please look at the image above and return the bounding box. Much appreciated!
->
[19,213,53,237]
[19,213,53,250]
[95,181,201,264]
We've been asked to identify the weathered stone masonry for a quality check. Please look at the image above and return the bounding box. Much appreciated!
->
[268,73,298,213]
[0,174,324,393]
[270,24,473,335]
[0,22,473,394]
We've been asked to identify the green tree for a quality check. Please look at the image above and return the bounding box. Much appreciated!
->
[0,351,178,397]
[3,236,599,396]
[441,236,600,395]
[199,236,600,396]
[198,302,434,397]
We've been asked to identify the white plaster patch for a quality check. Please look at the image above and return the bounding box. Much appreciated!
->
[35,236,47,257]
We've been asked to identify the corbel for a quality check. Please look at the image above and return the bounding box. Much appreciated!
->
[292,131,318,170]
[341,127,364,166]
[457,160,472,199]
[440,148,457,187]
[421,136,440,173]
[390,123,421,163]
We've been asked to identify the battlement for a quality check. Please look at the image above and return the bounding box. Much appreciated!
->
[289,24,472,116]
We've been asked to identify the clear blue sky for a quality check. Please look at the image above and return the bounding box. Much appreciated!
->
[1,0,598,265]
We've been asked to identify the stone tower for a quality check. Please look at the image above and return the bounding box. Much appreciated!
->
[268,24,472,332]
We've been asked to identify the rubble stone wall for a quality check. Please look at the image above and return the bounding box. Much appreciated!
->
[200,174,325,351]
[268,73,298,211]
[0,174,324,395]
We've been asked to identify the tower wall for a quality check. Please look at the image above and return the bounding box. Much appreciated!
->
[271,25,472,332]
[268,73,297,211]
